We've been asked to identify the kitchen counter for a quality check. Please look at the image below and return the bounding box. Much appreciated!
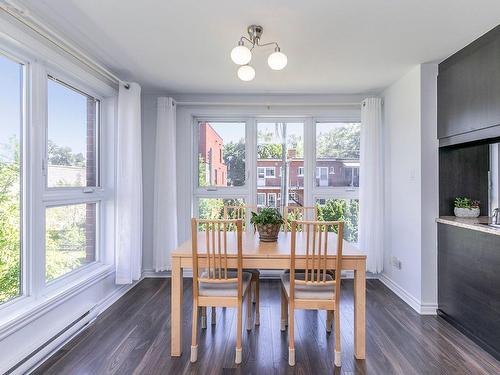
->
[437,216,500,236]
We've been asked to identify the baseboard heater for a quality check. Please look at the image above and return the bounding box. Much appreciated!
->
[6,307,98,375]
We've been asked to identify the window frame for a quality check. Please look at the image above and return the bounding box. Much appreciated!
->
[193,118,249,193]
[45,73,102,192]
[0,48,28,307]
[257,192,266,207]
[41,71,107,287]
[190,116,361,235]
[43,200,101,286]
[0,34,116,316]
[267,192,277,208]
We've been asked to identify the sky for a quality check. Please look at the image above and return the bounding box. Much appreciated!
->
[0,54,21,162]
[1,53,89,162]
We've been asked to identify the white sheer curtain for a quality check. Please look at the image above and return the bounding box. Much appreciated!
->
[359,97,384,273]
[153,97,178,271]
[115,83,143,284]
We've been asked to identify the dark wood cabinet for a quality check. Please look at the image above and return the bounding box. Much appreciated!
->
[438,25,500,142]
[438,223,500,360]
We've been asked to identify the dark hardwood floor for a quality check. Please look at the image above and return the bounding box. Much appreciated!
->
[34,278,500,375]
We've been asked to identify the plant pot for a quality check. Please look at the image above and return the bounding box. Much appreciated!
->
[256,223,281,242]
[454,207,480,218]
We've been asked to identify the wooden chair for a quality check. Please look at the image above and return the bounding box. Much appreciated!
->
[283,205,318,232]
[280,220,344,367]
[222,205,261,325]
[190,219,254,364]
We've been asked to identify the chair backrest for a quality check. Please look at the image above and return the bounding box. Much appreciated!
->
[223,205,256,220]
[284,206,318,232]
[191,218,244,298]
[290,220,344,302]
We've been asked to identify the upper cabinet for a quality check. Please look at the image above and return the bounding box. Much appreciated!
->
[438,25,500,141]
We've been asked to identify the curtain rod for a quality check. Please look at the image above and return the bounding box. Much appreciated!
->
[175,101,362,107]
[0,3,130,89]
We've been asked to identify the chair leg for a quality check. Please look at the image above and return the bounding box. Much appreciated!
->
[255,277,260,326]
[288,300,295,366]
[236,301,243,364]
[334,309,341,367]
[246,290,252,331]
[280,285,287,331]
[201,306,207,329]
[326,310,333,333]
[211,306,216,325]
[252,280,256,304]
[191,302,199,363]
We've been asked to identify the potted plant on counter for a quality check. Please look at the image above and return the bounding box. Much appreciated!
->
[454,197,480,218]
[251,207,284,242]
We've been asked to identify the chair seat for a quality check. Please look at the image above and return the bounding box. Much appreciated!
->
[281,273,335,300]
[229,268,260,276]
[199,271,252,297]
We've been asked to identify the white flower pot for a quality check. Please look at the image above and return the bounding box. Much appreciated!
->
[454,207,480,218]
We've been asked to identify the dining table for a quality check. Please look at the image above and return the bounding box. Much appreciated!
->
[170,231,367,359]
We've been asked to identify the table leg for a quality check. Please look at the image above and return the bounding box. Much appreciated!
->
[171,257,183,356]
[354,264,366,359]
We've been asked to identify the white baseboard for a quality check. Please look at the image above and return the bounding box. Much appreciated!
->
[379,274,437,315]
[142,269,171,278]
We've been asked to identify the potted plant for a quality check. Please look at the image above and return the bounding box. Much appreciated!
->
[251,207,284,242]
[454,197,480,218]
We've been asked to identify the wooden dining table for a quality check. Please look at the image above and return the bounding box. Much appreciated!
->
[170,231,367,359]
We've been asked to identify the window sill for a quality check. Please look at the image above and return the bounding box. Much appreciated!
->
[0,263,114,341]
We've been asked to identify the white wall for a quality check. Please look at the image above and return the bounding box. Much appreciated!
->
[381,63,438,314]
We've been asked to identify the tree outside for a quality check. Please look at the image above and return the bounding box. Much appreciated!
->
[0,139,92,304]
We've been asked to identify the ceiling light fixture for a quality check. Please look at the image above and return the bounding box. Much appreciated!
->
[230,25,287,81]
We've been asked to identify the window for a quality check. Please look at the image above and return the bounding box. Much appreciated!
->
[257,193,266,207]
[44,76,103,282]
[198,121,246,188]
[257,167,265,179]
[47,77,100,188]
[257,122,304,211]
[315,122,360,188]
[265,167,275,177]
[297,167,304,176]
[45,203,97,281]
[314,122,360,243]
[315,198,359,243]
[268,193,277,208]
[0,53,24,305]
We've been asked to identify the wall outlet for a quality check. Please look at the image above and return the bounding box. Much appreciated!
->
[391,256,402,270]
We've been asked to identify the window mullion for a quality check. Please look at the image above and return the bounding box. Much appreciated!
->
[30,62,48,298]
[304,117,315,207]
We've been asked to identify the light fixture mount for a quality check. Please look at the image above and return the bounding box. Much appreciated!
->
[247,25,264,44]
[230,24,288,80]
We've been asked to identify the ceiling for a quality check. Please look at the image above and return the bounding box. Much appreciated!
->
[17,0,500,94]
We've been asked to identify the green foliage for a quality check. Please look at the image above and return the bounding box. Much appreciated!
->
[1,139,89,304]
[223,141,245,186]
[316,125,360,159]
[454,197,480,209]
[47,140,85,167]
[257,143,282,159]
[250,207,284,226]
[0,139,20,303]
[45,205,88,281]
[198,155,208,187]
[317,199,359,243]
